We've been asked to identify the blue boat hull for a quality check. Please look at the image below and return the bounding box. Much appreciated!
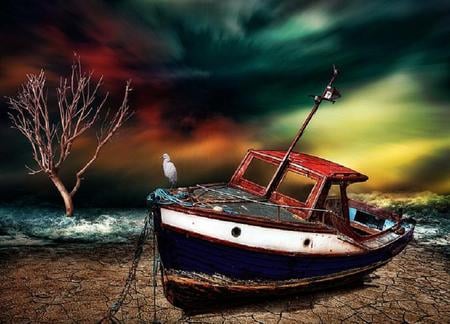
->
[154,212,413,309]
[156,223,412,282]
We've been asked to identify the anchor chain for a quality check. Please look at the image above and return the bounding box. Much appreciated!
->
[99,211,153,323]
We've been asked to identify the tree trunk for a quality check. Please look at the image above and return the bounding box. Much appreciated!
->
[49,173,74,216]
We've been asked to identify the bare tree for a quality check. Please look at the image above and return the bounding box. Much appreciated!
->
[6,58,133,216]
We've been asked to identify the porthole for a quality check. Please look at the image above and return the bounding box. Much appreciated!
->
[231,227,241,238]
[303,238,311,247]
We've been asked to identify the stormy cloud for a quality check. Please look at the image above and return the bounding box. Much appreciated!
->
[0,0,449,206]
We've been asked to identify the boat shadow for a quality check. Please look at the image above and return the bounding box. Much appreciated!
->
[182,276,375,316]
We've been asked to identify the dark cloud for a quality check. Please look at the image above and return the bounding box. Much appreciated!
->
[0,0,449,206]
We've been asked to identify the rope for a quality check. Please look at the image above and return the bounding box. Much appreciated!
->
[151,188,193,207]
[148,186,331,215]
[149,188,236,214]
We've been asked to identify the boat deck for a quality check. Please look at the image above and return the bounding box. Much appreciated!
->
[189,184,310,224]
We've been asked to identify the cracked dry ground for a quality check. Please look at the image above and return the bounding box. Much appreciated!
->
[0,242,448,323]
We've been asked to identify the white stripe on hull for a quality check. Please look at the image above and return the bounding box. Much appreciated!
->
[160,208,363,255]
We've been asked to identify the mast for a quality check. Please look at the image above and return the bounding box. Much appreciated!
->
[264,66,341,199]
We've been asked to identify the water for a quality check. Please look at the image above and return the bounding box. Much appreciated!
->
[0,192,448,253]
[0,206,147,246]
[350,191,449,255]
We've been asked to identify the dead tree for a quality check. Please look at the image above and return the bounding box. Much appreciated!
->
[6,59,133,216]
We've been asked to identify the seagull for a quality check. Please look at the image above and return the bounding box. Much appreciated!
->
[162,153,177,187]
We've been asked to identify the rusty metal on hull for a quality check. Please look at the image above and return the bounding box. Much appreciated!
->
[161,261,388,310]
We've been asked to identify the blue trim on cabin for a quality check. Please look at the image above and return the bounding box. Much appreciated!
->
[349,207,396,231]
[155,220,412,281]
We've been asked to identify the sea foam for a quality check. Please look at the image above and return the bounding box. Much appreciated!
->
[0,192,448,249]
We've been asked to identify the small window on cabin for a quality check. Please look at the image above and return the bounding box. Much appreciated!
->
[327,184,341,198]
[325,184,342,216]
[242,157,278,188]
[277,171,316,203]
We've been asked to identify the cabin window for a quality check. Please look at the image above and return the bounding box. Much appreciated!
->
[242,157,278,188]
[277,171,316,203]
[325,184,342,216]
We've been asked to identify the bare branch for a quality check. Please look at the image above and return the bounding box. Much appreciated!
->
[6,71,51,173]
[6,57,133,215]
[25,164,43,175]
[54,58,111,169]
[70,81,133,196]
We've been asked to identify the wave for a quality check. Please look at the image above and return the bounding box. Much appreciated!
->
[350,191,449,250]
[0,192,448,249]
[0,207,147,246]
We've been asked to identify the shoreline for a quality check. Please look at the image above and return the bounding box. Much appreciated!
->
[0,241,449,323]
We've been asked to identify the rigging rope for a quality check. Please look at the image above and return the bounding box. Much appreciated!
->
[150,188,193,207]
[148,188,236,214]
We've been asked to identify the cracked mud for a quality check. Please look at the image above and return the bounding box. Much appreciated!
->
[0,242,448,323]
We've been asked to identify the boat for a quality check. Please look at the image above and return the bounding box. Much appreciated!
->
[147,66,415,310]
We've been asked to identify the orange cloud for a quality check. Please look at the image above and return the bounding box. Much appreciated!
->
[84,112,259,187]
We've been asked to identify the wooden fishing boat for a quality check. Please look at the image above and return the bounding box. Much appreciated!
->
[147,67,415,310]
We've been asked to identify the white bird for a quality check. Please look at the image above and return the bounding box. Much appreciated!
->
[162,153,177,187]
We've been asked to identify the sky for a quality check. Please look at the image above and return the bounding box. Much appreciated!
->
[0,0,449,207]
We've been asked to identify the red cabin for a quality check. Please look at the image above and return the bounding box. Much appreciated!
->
[230,149,368,221]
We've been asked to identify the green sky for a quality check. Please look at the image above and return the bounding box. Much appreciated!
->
[0,0,449,206]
